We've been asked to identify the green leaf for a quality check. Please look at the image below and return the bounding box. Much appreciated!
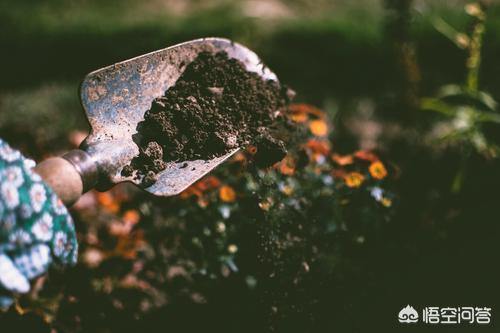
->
[421,98,455,116]
[437,84,466,99]
[476,91,498,111]
[431,17,469,50]
[477,111,500,124]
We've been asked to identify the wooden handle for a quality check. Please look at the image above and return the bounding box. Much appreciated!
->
[34,157,83,206]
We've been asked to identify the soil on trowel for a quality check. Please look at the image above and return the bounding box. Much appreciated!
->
[122,51,293,186]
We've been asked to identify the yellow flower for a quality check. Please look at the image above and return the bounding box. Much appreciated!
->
[344,172,365,188]
[280,185,294,196]
[219,185,236,203]
[369,161,388,180]
[381,197,392,207]
[258,198,273,211]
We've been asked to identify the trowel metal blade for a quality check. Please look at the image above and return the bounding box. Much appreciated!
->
[79,37,277,196]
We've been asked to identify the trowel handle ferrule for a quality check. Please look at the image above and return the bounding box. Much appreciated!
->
[34,149,98,206]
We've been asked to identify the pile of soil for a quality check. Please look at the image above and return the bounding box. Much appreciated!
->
[122,51,293,185]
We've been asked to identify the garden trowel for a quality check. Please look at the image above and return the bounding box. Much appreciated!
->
[34,38,278,205]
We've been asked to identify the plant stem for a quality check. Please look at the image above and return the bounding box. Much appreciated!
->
[466,2,486,93]
[452,149,471,194]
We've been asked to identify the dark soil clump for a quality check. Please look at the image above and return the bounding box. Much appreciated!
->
[123,51,292,185]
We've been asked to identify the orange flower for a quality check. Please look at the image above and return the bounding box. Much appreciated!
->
[305,139,331,155]
[197,176,221,192]
[95,191,120,213]
[247,146,258,155]
[109,219,132,237]
[331,153,354,166]
[344,172,365,188]
[277,156,295,175]
[369,161,388,180]
[288,104,325,119]
[96,191,113,206]
[112,230,144,259]
[332,169,347,179]
[231,152,247,163]
[353,150,379,162]
[219,185,236,202]
[179,188,202,199]
[123,209,140,225]
[290,112,308,123]
[309,119,328,137]
[181,176,221,199]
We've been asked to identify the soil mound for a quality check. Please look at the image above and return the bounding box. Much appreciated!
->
[122,51,291,185]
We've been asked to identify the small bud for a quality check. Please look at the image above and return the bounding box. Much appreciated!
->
[455,33,470,49]
[228,244,238,254]
[465,3,483,18]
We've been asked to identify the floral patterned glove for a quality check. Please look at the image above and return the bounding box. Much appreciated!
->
[0,139,78,309]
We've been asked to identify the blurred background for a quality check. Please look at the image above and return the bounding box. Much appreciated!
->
[2,0,499,152]
[1,0,500,332]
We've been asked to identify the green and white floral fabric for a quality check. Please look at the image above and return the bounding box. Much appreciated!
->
[0,139,77,309]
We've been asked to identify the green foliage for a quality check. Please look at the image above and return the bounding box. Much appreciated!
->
[422,1,500,191]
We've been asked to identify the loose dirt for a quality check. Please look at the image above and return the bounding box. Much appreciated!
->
[122,51,292,185]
